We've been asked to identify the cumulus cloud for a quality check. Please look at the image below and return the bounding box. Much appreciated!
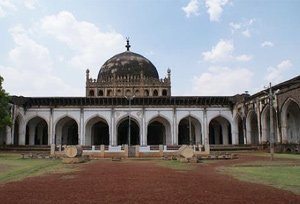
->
[229,18,255,37]
[40,11,124,70]
[265,60,293,83]
[24,0,39,10]
[261,41,274,48]
[192,66,254,95]
[8,25,52,72]
[205,0,229,22]
[182,0,200,18]
[202,39,252,62]
[0,25,81,96]
[0,0,17,17]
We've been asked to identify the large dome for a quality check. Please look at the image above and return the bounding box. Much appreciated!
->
[97,51,159,80]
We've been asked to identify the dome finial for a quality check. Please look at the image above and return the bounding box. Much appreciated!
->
[125,37,131,51]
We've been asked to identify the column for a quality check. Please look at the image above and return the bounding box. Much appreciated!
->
[6,126,12,145]
[172,108,177,145]
[203,108,209,145]
[80,108,84,145]
[29,124,35,145]
[49,108,54,145]
[142,108,146,145]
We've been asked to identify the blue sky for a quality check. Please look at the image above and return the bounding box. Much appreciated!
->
[0,0,299,96]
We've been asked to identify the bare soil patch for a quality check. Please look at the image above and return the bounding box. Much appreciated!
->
[0,155,299,204]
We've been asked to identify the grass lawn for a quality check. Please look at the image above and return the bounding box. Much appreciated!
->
[154,160,196,171]
[0,153,77,184]
[240,152,300,160]
[222,153,300,195]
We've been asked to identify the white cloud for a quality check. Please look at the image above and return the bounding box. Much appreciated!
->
[182,0,200,18]
[205,0,229,22]
[24,0,39,10]
[8,25,52,72]
[192,66,253,95]
[0,0,17,17]
[242,29,251,37]
[236,54,252,61]
[229,18,255,37]
[261,41,274,48]
[0,24,81,96]
[229,22,241,31]
[202,39,252,62]
[40,11,124,70]
[266,60,293,83]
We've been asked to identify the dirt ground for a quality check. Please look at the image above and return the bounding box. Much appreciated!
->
[0,155,299,204]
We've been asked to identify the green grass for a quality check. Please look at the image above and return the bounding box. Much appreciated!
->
[240,152,300,160]
[155,160,196,171]
[0,153,77,184]
[223,163,300,195]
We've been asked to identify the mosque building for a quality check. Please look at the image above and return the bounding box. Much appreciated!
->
[1,40,299,153]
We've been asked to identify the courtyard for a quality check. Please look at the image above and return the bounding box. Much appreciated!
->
[0,153,299,204]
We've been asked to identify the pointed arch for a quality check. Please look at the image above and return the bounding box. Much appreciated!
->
[117,116,140,145]
[178,116,202,145]
[85,116,109,145]
[261,105,277,144]
[147,116,171,145]
[209,116,232,145]
[281,98,300,144]
[55,116,78,145]
[233,114,244,144]
[246,110,259,145]
[13,114,24,145]
[25,116,48,145]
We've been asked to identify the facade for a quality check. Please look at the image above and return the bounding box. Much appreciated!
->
[0,41,299,151]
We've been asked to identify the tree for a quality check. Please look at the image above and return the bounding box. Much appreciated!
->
[0,75,12,129]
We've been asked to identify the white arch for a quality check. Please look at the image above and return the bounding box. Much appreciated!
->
[25,113,49,126]
[84,114,109,128]
[178,115,202,145]
[54,114,79,129]
[13,114,25,145]
[246,110,259,144]
[209,115,232,145]
[54,116,79,145]
[233,113,244,144]
[177,113,203,127]
[261,105,278,144]
[25,116,49,145]
[281,98,300,144]
[116,115,141,145]
[147,115,172,145]
[85,115,109,146]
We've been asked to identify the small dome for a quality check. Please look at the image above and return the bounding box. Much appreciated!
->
[98,51,159,80]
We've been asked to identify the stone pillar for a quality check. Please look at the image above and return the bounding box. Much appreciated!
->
[49,108,54,145]
[256,100,262,144]
[6,126,12,145]
[281,125,288,144]
[203,108,209,145]
[111,108,116,145]
[37,125,44,145]
[80,108,84,145]
[19,121,26,145]
[29,124,35,145]
[141,108,146,145]
[172,108,177,145]
[222,123,229,145]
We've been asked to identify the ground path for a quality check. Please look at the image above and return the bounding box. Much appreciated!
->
[0,155,299,204]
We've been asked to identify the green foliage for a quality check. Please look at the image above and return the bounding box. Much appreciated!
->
[0,75,12,129]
